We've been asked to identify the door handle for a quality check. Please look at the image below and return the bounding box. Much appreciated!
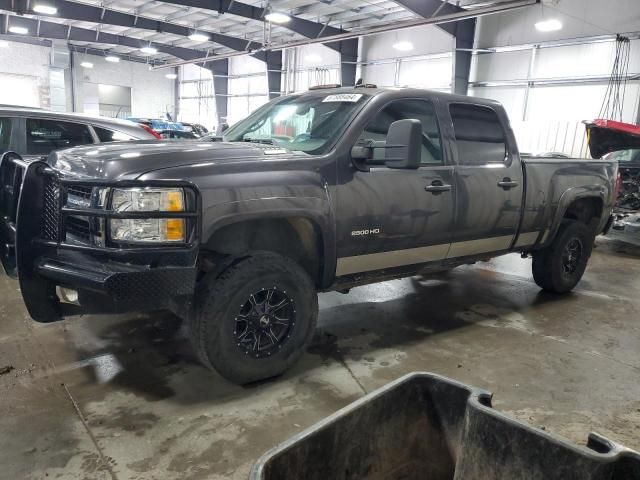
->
[498,178,519,190]
[425,181,452,194]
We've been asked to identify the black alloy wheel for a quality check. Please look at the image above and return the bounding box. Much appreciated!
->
[234,287,296,358]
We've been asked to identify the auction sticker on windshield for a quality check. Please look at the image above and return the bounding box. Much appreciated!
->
[323,94,363,103]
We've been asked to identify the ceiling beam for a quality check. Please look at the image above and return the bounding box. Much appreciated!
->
[0,13,208,61]
[392,0,464,36]
[155,0,350,52]
[0,0,262,53]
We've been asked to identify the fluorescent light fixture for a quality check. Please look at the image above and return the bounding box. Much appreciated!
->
[535,19,562,32]
[188,33,209,42]
[265,12,290,23]
[105,55,120,62]
[8,26,29,35]
[305,53,322,63]
[140,46,158,54]
[80,61,94,68]
[33,4,58,15]
[165,73,178,79]
[0,40,8,48]
[393,41,414,52]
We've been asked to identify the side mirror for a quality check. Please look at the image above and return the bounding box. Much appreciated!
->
[385,119,421,169]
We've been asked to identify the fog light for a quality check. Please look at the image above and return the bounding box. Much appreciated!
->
[57,287,79,304]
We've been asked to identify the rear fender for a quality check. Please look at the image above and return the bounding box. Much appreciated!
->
[543,186,607,247]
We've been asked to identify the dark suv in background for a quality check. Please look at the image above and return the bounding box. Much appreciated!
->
[0,106,156,159]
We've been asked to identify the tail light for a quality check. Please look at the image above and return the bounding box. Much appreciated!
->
[614,172,623,205]
[139,123,162,139]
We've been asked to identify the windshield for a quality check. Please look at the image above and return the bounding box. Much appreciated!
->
[608,149,640,163]
[223,92,369,154]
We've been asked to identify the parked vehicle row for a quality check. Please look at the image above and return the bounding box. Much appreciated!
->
[0,86,618,385]
[0,106,156,159]
[127,117,209,139]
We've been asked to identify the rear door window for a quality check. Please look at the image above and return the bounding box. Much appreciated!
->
[26,118,94,155]
[449,104,507,165]
[0,117,11,152]
[93,126,135,142]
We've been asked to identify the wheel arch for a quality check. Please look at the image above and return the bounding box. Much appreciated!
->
[201,211,332,288]
[543,188,606,247]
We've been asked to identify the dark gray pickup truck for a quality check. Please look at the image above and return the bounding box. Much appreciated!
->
[0,87,618,384]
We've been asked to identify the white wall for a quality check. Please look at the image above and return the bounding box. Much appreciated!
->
[289,43,341,92]
[476,0,640,48]
[73,52,175,119]
[470,0,640,156]
[0,40,52,108]
[360,25,454,90]
[228,55,269,125]
[178,64,217,131]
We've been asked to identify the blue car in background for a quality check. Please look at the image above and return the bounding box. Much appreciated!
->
[127,117,198,139]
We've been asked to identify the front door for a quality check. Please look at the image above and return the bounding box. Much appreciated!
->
[335,98,456,277]
[445,103,523,258]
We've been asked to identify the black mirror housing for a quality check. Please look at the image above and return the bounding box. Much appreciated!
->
[385,119,421,169]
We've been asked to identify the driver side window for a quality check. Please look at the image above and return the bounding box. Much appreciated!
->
[357,99,443,165]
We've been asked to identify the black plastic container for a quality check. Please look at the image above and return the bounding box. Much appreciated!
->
[250,372,640,480]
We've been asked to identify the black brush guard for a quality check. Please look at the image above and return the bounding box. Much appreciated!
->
[251,372,640,480]
[0,154,200,323]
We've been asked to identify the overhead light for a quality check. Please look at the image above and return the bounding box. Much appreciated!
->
[535,19,562,32]
[265,12,290,24]
[393,41,414,52]
[165,73,178,79]
[188,33,209,42]
[140,46,158,54]
[105,55,120,62]
[80,61,94,68]
[0,40,8,48]
[305,53,322,63]
[8,26,29,35]
[33,4,58,15]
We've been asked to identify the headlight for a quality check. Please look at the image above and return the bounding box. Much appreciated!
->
[109,188,186,243]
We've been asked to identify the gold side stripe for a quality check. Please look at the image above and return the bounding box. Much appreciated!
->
[336,233,538,277]
[336,243,449,276]
[445,235,514,258]
[514,231,540,248]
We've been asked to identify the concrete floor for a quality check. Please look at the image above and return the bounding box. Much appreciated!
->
[1,236,640,480]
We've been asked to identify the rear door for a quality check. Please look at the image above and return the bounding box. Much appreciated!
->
[335,97,456,276]
[445,103,523,258]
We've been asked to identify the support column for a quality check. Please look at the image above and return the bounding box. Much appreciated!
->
[208,59,228,127]
[265,51,283,100]
[452,19,475,96]
[340,38,359,87]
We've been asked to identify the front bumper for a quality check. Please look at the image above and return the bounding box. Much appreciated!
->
[0,157,200,323]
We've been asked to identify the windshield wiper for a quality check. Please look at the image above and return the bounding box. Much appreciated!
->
[243,137,274,145]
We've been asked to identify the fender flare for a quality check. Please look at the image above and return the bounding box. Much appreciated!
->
[543,185,607,247]
[201,197,336,289]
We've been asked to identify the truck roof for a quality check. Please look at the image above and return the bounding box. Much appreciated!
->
[295,85,503,108]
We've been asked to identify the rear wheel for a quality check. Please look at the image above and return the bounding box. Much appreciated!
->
[532,220,594,293]
[190,252,318,384]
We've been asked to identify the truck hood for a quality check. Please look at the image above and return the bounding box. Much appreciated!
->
[585,119,640,158]
[48,140,298,179]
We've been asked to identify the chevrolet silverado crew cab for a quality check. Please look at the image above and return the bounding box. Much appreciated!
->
[0,87,618,384]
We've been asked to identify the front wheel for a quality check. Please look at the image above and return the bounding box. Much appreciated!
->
[531,220,594,293]
[190,252,318,384]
